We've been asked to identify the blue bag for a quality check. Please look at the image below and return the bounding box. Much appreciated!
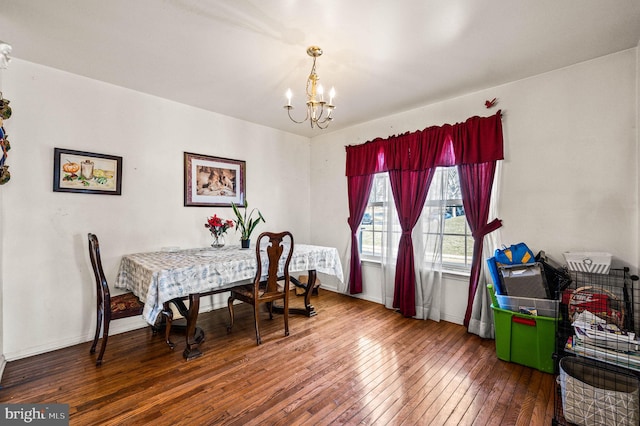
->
[494,242,535,266]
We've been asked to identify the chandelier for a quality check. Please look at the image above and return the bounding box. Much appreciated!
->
[284,46,335,129]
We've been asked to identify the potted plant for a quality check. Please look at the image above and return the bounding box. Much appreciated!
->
[231,200,266,248]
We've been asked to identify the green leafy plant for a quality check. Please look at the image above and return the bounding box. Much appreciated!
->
[231,200,265,241]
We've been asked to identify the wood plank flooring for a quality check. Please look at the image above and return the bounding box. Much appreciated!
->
[0,291,557,425]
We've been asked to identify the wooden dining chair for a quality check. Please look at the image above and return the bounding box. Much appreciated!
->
[227,231,294,345]
[88,233,144,366]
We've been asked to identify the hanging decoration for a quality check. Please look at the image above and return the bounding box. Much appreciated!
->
[0,93,11,185]
[0,40,11,70]
[0,40,13,185]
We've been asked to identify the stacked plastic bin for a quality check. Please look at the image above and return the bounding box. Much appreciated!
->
[488,248,566,374]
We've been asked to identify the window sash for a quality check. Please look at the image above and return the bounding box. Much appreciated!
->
[359,170,471,272]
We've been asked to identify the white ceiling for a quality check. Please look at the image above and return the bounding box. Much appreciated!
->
[1,0,639,138]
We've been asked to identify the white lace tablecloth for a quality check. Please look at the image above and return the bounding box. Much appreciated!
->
[115,244,344,324]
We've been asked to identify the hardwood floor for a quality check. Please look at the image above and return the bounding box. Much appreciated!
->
[0,290,556,425]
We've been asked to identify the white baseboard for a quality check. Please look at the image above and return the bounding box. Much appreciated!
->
[3,333,99,362]
[327,286,464,325]
[2,293,233,362]
[441,313,464,325]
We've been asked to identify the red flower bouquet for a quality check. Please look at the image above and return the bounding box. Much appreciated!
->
[205,214,234,237]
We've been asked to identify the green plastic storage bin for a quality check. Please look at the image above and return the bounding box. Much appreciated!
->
[491,303,558,373]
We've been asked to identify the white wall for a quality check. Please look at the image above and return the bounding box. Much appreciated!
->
[310,49,639,324]
[0,59,311,360]
[1,47,638,361]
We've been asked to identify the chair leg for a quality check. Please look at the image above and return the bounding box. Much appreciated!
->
[162,302,175,349]
[284,302,289,337]
[254,303,261,345]
[226,295,235,333]
[96,318,110,366]
[90,308,102,354]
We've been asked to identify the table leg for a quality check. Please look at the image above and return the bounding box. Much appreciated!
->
[183,293,205,360]
[301,269,318,317]
[275,269,318,317]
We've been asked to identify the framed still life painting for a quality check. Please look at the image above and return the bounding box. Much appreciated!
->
[184,152,245,207]
[53,148,123,195]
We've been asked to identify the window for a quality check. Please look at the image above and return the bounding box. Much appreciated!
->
[359,168,472,273]
[358,173,388,258]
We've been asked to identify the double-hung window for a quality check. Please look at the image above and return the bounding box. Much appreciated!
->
[359,173,388,258]
[359,167,472,274]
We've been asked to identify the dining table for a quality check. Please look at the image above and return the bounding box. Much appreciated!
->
[114,243,344,360]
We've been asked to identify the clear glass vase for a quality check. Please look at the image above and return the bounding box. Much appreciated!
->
[211,233,225,248]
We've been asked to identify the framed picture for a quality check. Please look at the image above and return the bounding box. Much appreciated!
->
[184,152,245,207]
[53,148,123,195]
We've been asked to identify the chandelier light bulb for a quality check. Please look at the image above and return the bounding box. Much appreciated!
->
[286,89,292,106]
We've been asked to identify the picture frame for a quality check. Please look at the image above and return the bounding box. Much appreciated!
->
[53,148,123,195]
[184,152,245,207]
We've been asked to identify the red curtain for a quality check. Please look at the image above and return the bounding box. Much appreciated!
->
[458,162,503,327]
[346,174,374,294]
[346,112,503,177]
[388,168,435,316]
[345,111,503,320]
[345,138,389,176]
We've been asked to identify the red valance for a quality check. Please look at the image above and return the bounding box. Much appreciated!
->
[345,111,503,176]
